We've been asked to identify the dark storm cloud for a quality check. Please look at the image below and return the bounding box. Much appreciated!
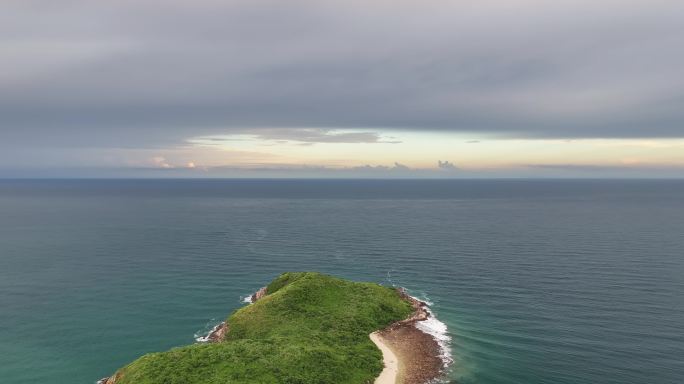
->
[2,0,684,150]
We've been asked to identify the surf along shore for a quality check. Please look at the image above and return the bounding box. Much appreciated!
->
[98,273,448,384]
[370,289,445,384]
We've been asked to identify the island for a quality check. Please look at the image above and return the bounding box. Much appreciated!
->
[99,272,446,384]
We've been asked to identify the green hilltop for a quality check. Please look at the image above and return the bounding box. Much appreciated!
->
[107,272,413,384]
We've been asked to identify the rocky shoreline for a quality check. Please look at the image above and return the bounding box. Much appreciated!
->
[374,288,445,384]
[198,321,229,343]
[251,286,268,302]
[97,373,119,384]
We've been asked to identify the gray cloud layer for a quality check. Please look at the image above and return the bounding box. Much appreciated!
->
[2,0,684,151]
[249,128,400,144]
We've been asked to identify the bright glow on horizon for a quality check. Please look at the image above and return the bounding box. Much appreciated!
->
[182,130,684,172]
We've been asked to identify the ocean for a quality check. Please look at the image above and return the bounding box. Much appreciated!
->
[0,179,682,384]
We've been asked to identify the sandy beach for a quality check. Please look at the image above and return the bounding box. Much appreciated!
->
[370,332,399,384]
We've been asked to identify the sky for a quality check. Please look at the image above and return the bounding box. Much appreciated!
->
[1,0,684,178]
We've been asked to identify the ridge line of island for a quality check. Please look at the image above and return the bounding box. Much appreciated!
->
[98,272,450,384]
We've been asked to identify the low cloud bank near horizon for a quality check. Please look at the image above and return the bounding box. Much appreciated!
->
[2,161,682,179]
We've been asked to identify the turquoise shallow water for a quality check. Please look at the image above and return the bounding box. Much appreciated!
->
[0,179,683,384]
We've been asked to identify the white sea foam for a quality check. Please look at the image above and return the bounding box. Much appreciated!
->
[194,319,221,343]
[410,294,453,369]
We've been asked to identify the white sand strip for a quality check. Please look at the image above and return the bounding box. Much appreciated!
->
[370,332,399,384]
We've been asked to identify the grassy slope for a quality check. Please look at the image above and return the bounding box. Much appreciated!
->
[113,272,412,384]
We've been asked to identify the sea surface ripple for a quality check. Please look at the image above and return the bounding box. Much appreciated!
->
[0,179,682,384]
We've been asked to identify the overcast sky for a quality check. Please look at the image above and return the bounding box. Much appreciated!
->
[2,0,684,177]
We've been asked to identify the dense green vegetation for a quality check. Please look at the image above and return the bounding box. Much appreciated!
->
[111,272,412,384]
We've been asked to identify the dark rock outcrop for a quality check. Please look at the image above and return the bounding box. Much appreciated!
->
[250,286,267,303]
[391,287,430,328]
[97,371,122,384]
[205,321,229,343]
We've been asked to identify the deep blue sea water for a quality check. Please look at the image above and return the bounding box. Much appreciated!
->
[0,179,683,384]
